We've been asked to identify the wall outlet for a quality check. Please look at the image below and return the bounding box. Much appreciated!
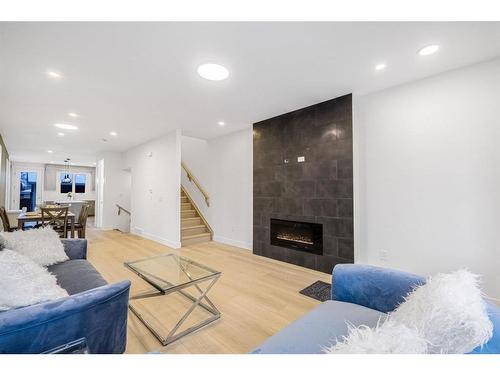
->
[297,156,305,163]
[379,249,389,261]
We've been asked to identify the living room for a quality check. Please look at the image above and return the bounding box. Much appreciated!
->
[1,1,500,374]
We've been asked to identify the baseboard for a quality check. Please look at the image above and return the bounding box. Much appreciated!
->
[97,226,116,231]
[131,228,181,249]
[213,235,252,251]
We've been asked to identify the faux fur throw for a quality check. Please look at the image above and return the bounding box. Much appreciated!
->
[327,320,428,354]
[390,269,493,353]
[325,269,493,354]
[0,249,68,311]
[0,226,68,266]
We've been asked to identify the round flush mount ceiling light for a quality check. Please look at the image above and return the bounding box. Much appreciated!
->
[418,44,440,56]
[375,63,387,71]
[197,63,229,81]
[109,131,118,136]
[217,121,225,126]
[47,150,53,153]
[47,71,62,78]
[54,123,78,130]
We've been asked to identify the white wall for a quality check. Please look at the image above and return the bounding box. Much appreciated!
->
[124,129,181,248]
[208,129,253,249]
[355,58,500,300]
[181,128,253,250]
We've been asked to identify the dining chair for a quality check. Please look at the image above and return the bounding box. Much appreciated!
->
[0,206,15,232]
[67,204,89,238]
[41,206,69,238]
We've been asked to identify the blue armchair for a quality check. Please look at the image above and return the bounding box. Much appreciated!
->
[252,264,500,354]
[0,239,131,354]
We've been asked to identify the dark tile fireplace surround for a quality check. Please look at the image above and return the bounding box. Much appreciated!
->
[253,94,354,273]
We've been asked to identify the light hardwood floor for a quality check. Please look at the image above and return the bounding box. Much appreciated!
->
[86,225,330,354]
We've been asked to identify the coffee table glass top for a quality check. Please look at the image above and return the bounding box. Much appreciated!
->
[125,253,220,292]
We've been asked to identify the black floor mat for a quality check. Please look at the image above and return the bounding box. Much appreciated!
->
[299,280,332,302]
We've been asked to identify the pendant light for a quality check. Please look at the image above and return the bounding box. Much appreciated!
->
[62,158,72,183]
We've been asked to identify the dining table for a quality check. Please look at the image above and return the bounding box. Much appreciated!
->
[17,211,76,238]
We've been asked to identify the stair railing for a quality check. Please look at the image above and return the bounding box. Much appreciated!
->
[116,204,131,216]
[181,161,210,207]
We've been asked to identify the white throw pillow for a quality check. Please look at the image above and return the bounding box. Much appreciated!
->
[390,269,493,354]
[0,249,68,311]
[325,320,428,354]
[0,226,68,266]
[325,269,492,354]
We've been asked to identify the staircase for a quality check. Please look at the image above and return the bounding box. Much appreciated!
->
[181,187,212,246]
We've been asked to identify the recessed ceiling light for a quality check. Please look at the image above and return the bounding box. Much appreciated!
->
[197,63,229,81]
[109,131,118,136]
[54,123,78,130]
[217,121,225,126]
[47,150,53,153]
[418,45,440,56]
[47,71,62,78]
[68,112,79,118]
[375,63,386,71]
[57,132,65,136]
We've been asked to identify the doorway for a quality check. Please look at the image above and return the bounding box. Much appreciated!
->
[11,166,44,211]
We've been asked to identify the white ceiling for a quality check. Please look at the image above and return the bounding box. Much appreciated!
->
[1,22,500,165]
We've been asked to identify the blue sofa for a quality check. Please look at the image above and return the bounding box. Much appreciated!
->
[252,264,500,354]
[0,239,131,354]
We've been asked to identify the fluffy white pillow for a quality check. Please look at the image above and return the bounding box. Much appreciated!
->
[0,226,68,266]
[390,269,493,354]
[0,249,68,311]
[325,269,492,354]
[325,320,428,354]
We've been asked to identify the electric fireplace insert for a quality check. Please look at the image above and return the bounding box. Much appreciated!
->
[270,219,323,255]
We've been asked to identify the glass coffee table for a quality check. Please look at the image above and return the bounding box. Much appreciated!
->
[124,253,221,346]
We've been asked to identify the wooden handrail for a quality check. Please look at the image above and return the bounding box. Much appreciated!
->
[181,161,210,206]
[116,204,131,216]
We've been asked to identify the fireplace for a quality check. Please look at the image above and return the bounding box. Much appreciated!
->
[270,219,323,255]
[253,94,353,272]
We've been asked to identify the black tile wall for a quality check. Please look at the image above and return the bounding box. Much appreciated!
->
[253,94,354,273]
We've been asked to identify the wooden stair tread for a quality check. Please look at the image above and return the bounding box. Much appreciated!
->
[181,224,206,230]
[180,185,212,246]
[182,218,201,222]
[182,232,211,240]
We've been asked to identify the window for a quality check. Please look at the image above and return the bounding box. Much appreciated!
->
[60,173,73,194]
[58,172,88,195]
[75,174,86,193]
